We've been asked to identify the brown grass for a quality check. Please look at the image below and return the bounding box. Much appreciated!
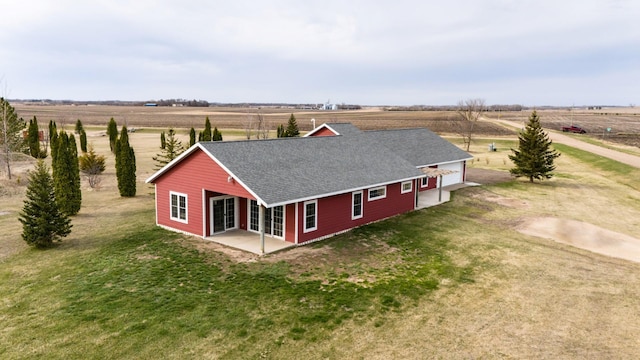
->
[2,106,640,358]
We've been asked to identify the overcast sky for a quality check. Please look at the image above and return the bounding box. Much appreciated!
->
[1,0,638,106]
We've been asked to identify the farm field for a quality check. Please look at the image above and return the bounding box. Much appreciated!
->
[14,104,640,148]
[1,105,640,358]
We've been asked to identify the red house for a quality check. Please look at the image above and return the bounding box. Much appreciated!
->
[146,123,471,253]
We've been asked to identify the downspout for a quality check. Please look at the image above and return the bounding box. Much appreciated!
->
[259,204,265,254]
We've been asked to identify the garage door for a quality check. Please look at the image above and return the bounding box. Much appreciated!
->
[439,162,463,187]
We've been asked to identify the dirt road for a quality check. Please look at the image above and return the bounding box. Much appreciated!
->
[488,118,640,168]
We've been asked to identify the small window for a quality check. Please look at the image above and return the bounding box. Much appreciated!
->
[421,177,429,187]
[352,191,363,220]
[170,192,188,223]
[401,181,412,194]
[368,186,386,201]
[303,200,317,232]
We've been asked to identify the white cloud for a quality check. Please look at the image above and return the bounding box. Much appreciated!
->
[1,0,638,104]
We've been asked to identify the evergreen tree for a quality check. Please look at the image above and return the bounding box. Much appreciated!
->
[189,127,196,146]
[212,127,223,141]
[49,120,58,164]
[79,144,106,189]
[115,126,136,197]
[276,124,285,138]
[67,134,82,213]
[27,117,42,158]
[75,119,84,134]
[201,116,212,141]
[18,160,72,248]
[509,110,560,183]
[152,128,185,169]
[79,129,87,153]
[53,131,82,215]
[160,131,166,149]
[284,114,300,137]
[1,97,28,179]
[107,118,118,153]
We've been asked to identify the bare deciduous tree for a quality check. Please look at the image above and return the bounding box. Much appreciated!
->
[455,98,486,152]
[256,113,269,139]
[244,113,254,140]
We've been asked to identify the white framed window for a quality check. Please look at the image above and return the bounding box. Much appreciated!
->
[352,191,363,220]
[368,186,386,201]
[303,200,317,233]
[401,181,412,194]
[170,191,188,223]
[421,177,429,187]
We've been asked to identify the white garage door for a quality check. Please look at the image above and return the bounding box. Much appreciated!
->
[439,162,464,187]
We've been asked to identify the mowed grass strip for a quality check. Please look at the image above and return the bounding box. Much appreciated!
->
[0,200,476,359]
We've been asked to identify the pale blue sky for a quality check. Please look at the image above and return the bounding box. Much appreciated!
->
[1,0,638,106]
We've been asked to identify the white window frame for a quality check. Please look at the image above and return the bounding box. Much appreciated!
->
[401,181,412,194]
[303,200,317,233]
[352,191,363,220]
[170,191,188,223]
[368,186,387,201]
[421,177,429,188]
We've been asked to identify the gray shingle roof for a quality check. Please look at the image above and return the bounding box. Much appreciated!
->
[323,123,363,136]
[199,135,423,207]
[365,128,472,167]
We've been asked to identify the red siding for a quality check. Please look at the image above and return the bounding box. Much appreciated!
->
[239,198,248,230]
[420,165,438,191]
[285,204,296,243]
[309,127,338,137]
[154,148,255,237]
[297,182,416,243]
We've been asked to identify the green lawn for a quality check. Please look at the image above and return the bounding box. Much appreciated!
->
[0,201,477,359]
[3,141,640,359]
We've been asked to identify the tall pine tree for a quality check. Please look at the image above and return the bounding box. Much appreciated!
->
[189,127,196,147]
[19,160,72,248]
[107,118,118,153]
[116,126,136,197]
[27,117,42,158]
[509,110,560,183]
[53,131,82,215]
[212,127,223,141]
[152,128,185,169]
[284,114,300,137]
[75,119,84,134]
[79,129,87,153]
[201,116,212,141]
[49,120,58,165]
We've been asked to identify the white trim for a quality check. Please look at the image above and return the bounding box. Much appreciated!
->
[351,191,363,220]
[169,191,188,224]
[210,195,239,235]
[247,200,285,239]
[146,143,268,208]
[367,186,387,201]
[303,123,339,137]
[415,158,473,169]
[157,224,200,238]
[421,176,430,188]
[154,184,159,226]
[267,176,423,208]
[303,200,317,233]
[202,189,206,237]
[401,181,412,194]
[294,202,299,244]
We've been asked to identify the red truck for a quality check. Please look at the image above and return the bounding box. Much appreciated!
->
[562,125,587,134]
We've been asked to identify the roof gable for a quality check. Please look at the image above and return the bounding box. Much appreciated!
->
[304,123,363,137]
